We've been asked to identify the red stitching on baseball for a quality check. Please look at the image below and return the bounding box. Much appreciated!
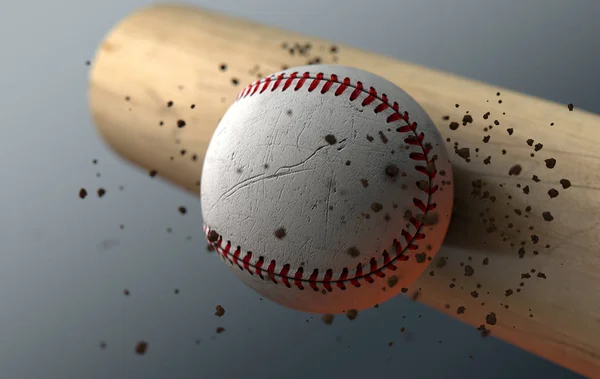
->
[208,71,439,291]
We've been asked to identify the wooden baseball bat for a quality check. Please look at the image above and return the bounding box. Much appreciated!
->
[88,4,600,377]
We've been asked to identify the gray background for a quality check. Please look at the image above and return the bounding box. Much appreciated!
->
[0,0,598,378]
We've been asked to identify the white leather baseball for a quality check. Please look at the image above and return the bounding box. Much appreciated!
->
[201,64,453,314]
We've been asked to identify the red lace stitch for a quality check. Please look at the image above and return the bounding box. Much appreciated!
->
[205,71,439,291]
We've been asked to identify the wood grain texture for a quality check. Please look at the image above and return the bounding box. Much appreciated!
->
[88,4,600,377]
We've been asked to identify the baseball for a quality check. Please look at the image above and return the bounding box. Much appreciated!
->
[201,64,454,314]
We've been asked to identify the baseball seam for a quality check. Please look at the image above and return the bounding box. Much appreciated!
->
[204,71,438,292]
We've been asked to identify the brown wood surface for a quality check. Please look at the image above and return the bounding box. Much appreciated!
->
[88,4,600,377]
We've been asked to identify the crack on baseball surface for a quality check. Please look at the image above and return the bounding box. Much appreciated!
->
[216,144,329,202]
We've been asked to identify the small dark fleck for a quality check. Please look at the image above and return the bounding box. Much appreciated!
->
[346,309,358,320]
[386,165,399,177]
[219,64,227,71]
[545,158,556,169]
[483,135,490,143]
[177,119,186,128]
[387,275,398,288]
[456,148,470,160]
[548,189,559,198]
[567,103,574,111]
[167,101,173,107]
[532,175,540,183]
[215,305,225,317]
[483,156,491,165]
[485,313,497,325]
[274,227,286,239]
[508,165,522,176]
[464,265,474,276]
[178,206,187,214]
[560,179,571,189]
[537,272,547,279]
[231,78,239,85]
[97,188,106,198]
[347,246,360,258]
[135,341,148,355]
[360,179,369,188]
[415,253,427,263]
[526,139,534,146]
[507,128,513,135]
[457,306,466,314]
[442,116,450,120]
[534,143,543,151]
[542,212,554,222]
[449,122,459,130]
[216,327,225,334]
[207,230,219,243]
[371,202,383,212]
[79,188,87,199]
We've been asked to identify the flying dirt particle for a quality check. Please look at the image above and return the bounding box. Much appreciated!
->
[324,134,337,144]
[215,305,225,317]
[534,143,543,151]
[442,116,450,120]
[507,128,513,135]
[347,246,360,258]
[542,212,554,221]
[482,257,489,265]
[216,327,225,334]
[456,148,470,161]
[386,165,400,177]
[149,170,157,177]
[435,257,447,268]
[483,135,490,143]
[470,291,479,298]
[567,103,574,111]
[219,63,227,71]
[483,156,491,165]
[508,165,522,176]
[387,275,398,288]
[208,230,219,243]
[174,289,180,294]
[97,188,106,198]
[532,175,540,183]
[531,235,539,244]
[178,206,187,215]
[455,104,460,108]
[483,112,490,120]
[505,289,514,297]
[526,139,534,146]
[537,272,547,279]
[457,306,466,314]
[79,188,87,199]
[371,202,383,212]
[378,131,389,143]
[449,121,459,130]
[177,119,186,128]
[415,253,427,263]
[99,341,107,349]
[135,341,148,355]
[485,313,497,325]
[346,309,358,320]
[274,227,286,239]
[545,158,556,169]
[417,180,428,191]
[559,179,571,189]
[345,160,351,166]
[231,78,239,86]
[462,115,473,125]
[123,289,130,296]
[418,212,439,226]
[464,265,474,276]
[191,104,196,109]
[548,189,559,198]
